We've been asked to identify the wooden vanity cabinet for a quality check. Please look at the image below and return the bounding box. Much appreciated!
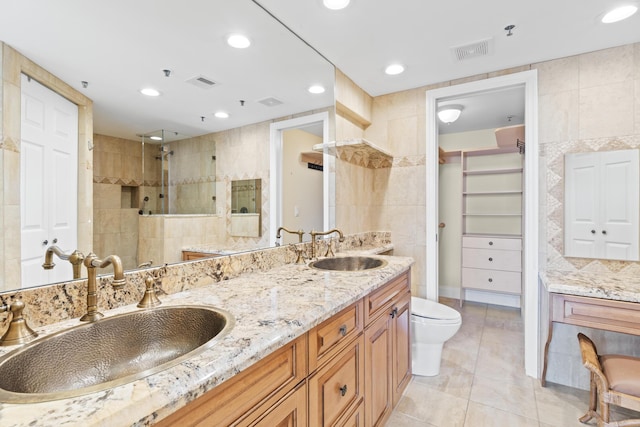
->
[363,271,411,427]
[155,271,411,427]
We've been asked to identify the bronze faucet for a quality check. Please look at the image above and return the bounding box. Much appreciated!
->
[275,227,304,246]
[42,246,85,279]
[137,275,162,308]
[80,253,126,322]
[309,228,345,259]
[0,301,38,346]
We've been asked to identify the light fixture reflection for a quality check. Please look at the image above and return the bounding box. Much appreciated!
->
[214,111,229,119]
[437,105,463,124]
[308,85,325,94]
[385,64,405,75]
[140,88,160,97]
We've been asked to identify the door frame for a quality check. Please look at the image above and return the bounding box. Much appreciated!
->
[269,111,331,245]
[425,70,540,377]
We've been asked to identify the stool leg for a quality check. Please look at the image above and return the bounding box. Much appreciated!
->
[580,372,598,423]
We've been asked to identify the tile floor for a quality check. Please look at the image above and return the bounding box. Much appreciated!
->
[386,298,638,426]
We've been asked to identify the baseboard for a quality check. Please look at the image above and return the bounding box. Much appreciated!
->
[464,289,521,308]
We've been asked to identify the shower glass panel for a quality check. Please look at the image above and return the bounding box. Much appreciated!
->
[140,130,216,215]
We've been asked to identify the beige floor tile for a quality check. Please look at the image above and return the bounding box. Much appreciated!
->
[440,345,478,373]
[469,374,538,419]
[534,382,590,427]
[395,381,468,427]
[464,401,539,427]
[384,411,434,426]
[412,363,474,400]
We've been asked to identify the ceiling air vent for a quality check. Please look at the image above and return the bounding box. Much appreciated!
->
[258,97,284,107]
[186,75,217,89]
[451,38,494,61]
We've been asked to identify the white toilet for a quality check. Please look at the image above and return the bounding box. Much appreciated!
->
[411,296,462,376]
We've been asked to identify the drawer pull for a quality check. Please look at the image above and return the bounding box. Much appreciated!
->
[488,278,493,283]
[591,230,596,234]
[489,241,493,245]
[339,325,347,336]
[339,384,348,396]
[390,307,398,319]
[602,230,607,235]
[488,257,493,262]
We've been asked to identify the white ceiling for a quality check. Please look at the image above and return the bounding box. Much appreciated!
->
[1,0,639,140]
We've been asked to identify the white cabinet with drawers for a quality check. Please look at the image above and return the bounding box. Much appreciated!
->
[461,236,522,301]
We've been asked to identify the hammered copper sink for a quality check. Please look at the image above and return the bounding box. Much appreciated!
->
[309,256,387,271]
[0,305,234,403]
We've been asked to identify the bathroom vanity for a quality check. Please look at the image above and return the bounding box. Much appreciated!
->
[0,247,412,426]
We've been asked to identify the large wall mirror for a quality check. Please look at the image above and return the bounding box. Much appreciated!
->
[0,0,335,291]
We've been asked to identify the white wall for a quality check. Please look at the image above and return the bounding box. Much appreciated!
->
[282,129,323,244]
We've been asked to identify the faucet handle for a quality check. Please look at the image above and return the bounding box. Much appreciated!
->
[324,240,335,258]
[0,301,39,346]
[137,276,162,309]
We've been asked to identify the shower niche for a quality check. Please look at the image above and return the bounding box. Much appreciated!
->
[231,179,262,237]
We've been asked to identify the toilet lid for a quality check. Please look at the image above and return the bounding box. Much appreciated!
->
[411,297,461,321]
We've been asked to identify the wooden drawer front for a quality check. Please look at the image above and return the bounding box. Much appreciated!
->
[155,335,307,427]
[462,236,522,250]
[462,268,521,294]
[309,334,365,427]
[242,382,307,427]
[309,300,364,372]
[551,294,640,336]
[462,248,521,272]
[365,271,410,324]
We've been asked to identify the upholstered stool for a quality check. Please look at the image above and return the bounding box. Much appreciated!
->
[578,333,640,427]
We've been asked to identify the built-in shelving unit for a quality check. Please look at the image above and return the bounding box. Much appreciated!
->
[457,146,524,306]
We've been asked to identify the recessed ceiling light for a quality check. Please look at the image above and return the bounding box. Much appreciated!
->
[149,136,163,141]
[140,88,160,97]
[323,0,350,10]
[437,105,463,124]
[308,85,326,94]
[214,111,229,119]
[385,64,405,75]
[227,34,251,49]
[602,5,638,23]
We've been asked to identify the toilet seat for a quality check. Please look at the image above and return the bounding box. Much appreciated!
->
[411,297,461,324]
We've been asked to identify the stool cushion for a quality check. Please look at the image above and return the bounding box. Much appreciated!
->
[601,354,640,396]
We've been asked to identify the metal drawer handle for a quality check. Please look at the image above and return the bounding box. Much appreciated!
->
[340,384,348,396]
[339,325,347,336]
[591,230,596,234]
[489,241,493,245]
[602,230,607,235]
[488,278,493,283]
[390,307,398,318]
[488,257,493,262]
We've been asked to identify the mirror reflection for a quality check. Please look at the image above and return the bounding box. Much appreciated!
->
[231,179,262,238]
[0,1,335,292]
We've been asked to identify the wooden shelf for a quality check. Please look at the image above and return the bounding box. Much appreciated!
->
[463,190,522,196]
[463,167,523,176]
[336,100,372,129]
[463,213,522,217]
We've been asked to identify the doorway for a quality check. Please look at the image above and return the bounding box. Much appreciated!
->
[269,112,332,245]
[426,70,539,377]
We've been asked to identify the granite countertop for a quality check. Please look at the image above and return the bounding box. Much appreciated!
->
[541,270,640,303]
[182,243,394,256]
[0,254,413,427]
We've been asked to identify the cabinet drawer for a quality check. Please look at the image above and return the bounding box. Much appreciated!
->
[462,268,521,294]
[551,294,640,335]
[241,382,307,427]
[462,236,521,251]
[365,271,410,324]
[309,334,365,427]
[462,248,521,272]
[156,335,307,427]
[336,400,364,427]
[309,300,364,372]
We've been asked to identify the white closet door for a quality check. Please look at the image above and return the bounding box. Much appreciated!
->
[20,74,78,287]
[564,150,639,261]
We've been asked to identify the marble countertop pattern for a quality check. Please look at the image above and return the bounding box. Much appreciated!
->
[0,255,413,427]
[541,270,640,303]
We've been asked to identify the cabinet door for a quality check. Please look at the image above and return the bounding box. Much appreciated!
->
[565,150,639,261]
[364,312,392,427]
[391,292,411,406]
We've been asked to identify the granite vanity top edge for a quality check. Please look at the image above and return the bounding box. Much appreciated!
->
[0,255,414,427]
[540,270,640,303]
